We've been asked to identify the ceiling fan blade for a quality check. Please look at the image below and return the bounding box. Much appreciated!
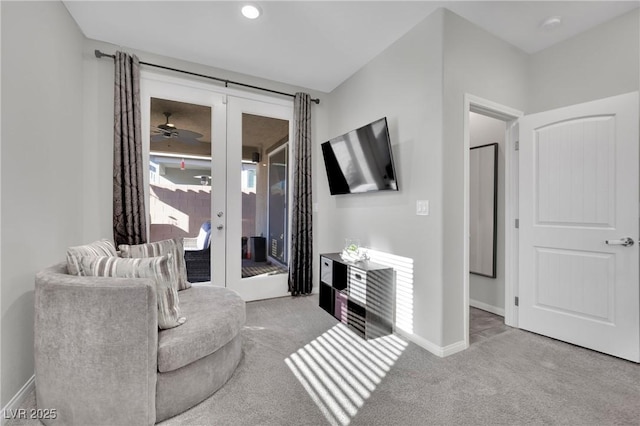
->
[151,127,178,137]
[150,134,171,143]
[174,129,204,139]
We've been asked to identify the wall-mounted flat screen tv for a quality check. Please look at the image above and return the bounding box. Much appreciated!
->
[321,117,399,195]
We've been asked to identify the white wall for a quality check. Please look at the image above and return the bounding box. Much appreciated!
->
[469,112,506,314]
[324,10,445,347]
[528,8,640,113]
[441,9,528,347]
[1,1,85,406]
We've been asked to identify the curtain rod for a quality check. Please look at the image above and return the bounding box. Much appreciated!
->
[95,50,320,105]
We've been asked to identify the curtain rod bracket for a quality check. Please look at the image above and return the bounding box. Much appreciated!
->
[94,49,114,59]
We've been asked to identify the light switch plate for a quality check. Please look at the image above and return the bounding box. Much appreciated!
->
[416,200,429,216]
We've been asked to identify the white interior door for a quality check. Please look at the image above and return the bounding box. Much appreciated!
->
[226,96,293,301]
[519,92,639,362]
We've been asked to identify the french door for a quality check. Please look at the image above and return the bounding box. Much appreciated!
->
[518,92,639,362]
[142,73,293,301]
[226,97,293,301]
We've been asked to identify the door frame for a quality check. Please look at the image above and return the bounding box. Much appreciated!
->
[463,94,523,347]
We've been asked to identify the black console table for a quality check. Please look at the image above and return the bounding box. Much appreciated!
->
[319,253,395,340]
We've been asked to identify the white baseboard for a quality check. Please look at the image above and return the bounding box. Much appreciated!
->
[441,340,468,357]
[470,299,505,317]
[1,375,35,426]
[395,329,468,358]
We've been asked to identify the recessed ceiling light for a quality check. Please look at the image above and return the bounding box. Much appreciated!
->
[241,4,261,20]
[541,16,562,31]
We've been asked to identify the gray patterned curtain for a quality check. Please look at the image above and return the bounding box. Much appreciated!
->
[113,51,147,246]
[289,93,313,296]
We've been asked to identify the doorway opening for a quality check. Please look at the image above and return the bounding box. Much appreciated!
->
[465,92,639,360]
[463,94,523,349]
[468,113,507,343]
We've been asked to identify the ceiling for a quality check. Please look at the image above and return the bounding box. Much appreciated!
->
[64,1,639,93]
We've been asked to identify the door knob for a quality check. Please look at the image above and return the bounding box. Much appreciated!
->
[217,211,224,217]
[605,237,634,247]
[217,224,224,230]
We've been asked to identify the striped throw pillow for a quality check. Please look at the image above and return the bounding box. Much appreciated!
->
[119,238,190,291]
[66,239,117,276]
[78,254,186,330]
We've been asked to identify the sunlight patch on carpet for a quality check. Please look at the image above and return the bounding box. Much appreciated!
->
[285,325,408,426]
[363,249,414,334]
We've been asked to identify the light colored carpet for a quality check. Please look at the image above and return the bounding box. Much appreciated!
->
[8,296,640,425]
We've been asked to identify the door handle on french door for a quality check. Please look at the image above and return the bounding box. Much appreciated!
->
[605,237,634,247]
[216,224,224,230]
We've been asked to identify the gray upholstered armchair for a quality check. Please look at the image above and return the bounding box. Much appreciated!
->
[34,262,245,425]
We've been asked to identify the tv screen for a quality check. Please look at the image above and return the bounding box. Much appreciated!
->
[321,117,398,195]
